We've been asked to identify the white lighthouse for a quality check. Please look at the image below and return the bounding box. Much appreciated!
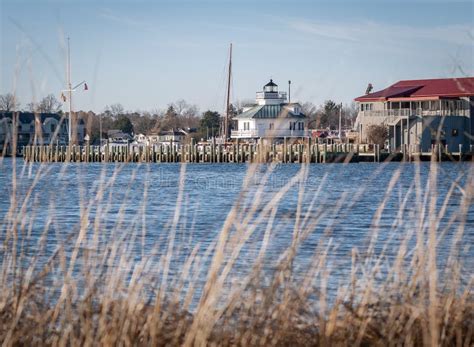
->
[255,79,287,105]
[231,79,307,140]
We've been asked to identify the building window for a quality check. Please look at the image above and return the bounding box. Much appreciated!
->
[50,124,55,132]
[431,129,446,139]
[269,123,274,130]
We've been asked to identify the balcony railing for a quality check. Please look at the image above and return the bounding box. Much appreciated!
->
[231,129,309,138]
[231,129,258,138]
[360,108,470,118]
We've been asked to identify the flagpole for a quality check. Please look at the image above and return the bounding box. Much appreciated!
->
[62,37,87,146]
[67,37,72,144]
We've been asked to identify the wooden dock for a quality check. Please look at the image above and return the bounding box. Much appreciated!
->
[22,141,471,164]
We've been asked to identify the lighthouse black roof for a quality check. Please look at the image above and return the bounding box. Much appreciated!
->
[264,79,277,87]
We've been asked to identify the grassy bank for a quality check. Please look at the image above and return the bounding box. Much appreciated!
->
[0,158,472,346]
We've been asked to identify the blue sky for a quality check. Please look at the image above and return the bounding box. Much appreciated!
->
[1,0,473,114]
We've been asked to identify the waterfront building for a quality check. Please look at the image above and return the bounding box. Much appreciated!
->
[354,77,474,152]
[133,133,148,145]
[146,128,192,145]
[231,80,308,140]
[0,112,85,154]
[106,130,133,149]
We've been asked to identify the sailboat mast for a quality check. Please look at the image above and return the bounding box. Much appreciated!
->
[224,43,232,140]
[338,102,342,140]
[67,37,73,144]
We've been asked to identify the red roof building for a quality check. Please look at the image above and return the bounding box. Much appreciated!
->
[353,77,474,153]
[355,77,474,102]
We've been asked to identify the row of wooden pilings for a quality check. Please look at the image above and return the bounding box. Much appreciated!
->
[23,140,382,164]
[399,143,470,162]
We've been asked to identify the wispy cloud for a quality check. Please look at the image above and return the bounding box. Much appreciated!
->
[287,19,473,47]
[99,8,157,32]
[98,8,205,50]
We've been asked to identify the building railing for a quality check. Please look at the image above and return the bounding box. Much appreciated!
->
[255,91,287,100]
[231,129,258,138]
[359,108,470,118]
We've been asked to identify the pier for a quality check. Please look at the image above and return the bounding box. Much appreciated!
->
[22,140,472,164]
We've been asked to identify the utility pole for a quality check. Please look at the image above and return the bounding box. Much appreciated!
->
[99,113,102,147]
[288,80,291,103]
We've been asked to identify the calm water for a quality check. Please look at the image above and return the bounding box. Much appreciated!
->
[0,158,473,301]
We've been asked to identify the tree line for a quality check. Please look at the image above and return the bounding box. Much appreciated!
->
[0,93,359,143]
[301,100,358,130]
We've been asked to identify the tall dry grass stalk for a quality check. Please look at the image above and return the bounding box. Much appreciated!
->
[0,154,472,346]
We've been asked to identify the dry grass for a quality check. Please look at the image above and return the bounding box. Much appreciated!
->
[0,154,473,346]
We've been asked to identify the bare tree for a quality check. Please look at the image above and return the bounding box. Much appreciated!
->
[301,102,321,129]
[171,99,199,118]
[367,124,388,146]
[27,94,62,113]
[40,94,62,113]
[236,98,256,109]
[167,100,200,129]
[128,112,159,135]
[0,93,20,112]
[105,103,125,118]
[342,102,358,128]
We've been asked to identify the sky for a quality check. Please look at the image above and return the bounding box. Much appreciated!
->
[1,0,473,115]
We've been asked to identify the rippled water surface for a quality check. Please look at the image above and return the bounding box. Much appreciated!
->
[0,158,473,300]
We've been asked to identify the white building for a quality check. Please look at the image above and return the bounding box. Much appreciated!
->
[231,80,308,140]
[133,133,148,145]
[146,129,188,145]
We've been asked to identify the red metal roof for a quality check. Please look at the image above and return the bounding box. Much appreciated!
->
[355,77,474,102]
